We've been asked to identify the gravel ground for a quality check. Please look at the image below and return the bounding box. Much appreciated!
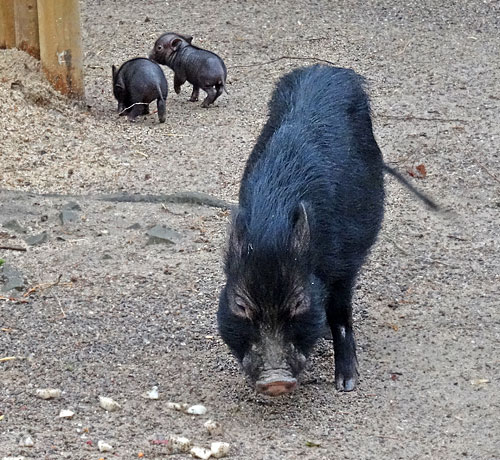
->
[1,1,499,459]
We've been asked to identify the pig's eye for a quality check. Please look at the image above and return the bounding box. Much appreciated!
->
[233,297,249,317]
[157,45,162,50]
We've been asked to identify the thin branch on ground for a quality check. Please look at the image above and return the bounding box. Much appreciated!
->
[0,296,29,303]
[118,102,148,116]
[228,55,336,69]
[22,274,69,298]
[0,245,27,252]
[376,113,469,123]
[472,158,500,185]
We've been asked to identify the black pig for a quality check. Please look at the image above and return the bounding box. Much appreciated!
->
[149,33,227,108]
[218,65,386,396]
[112,58,168,123]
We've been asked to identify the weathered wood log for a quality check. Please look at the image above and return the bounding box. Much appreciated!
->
[37,0,84,98]
[0,0,15,49]
[14,0,39,58]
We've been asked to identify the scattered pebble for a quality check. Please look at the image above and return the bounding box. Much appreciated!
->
[166,401,188,412]
[142,386,159,400]
[190,446,212,459]
[99,396,121,411]
[168,436,192,453]
[59,409,74,418]
[204,420,223,436]
[36,388,61,399]
[3,457,26,460]
[98,440,113,452]
[211,442,230,458]
[24,231,48,246]
[186,404,207,415]
[19,436,34,447]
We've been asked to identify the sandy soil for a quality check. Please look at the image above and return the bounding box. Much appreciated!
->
[1,0,499,459]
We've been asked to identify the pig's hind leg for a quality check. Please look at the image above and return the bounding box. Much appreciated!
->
[325,277,358,392]
[157,97,166,123]
[189,86,200,102]
[201,86,217,108]
[126,103,148,122]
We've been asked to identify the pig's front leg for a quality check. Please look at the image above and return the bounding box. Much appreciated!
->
[325,277,358,392]
[173,73,186,94]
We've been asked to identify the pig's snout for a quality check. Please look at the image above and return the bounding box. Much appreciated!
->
[256,377,297,396]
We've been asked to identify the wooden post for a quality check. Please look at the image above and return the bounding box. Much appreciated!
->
[37,0,84,99]
[14,0,40,58]
[0,0,16,49]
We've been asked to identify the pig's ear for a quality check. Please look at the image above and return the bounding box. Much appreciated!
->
[171,38,183,50]
[111,65,117,81]
[228,208,248,259]
[291,202,310,255]
[178,33,193,43]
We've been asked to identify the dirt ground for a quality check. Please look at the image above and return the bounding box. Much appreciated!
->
[1,0,499,459]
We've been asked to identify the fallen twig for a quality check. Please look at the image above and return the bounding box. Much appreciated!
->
[0,245,27,252]
[228,55,336,69]
[0,295,29,303]
[0,356,17,362]
[376,113,468,123]
[22,274,66,298]
[472,158,500,185]
[118,102,148,116]
[395,38,413,55]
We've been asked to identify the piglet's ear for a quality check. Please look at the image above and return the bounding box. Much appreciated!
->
[111,65,117,80]
[178,33,193,43]
[171,38,182,50]
[291,202,310,255]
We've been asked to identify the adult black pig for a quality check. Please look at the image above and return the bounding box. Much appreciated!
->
[112,58,168,123]
[149,33,227,108]
[217,65,386,396]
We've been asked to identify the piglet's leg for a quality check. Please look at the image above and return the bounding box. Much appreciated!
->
[157,98,166,123]
[174,74,185,94]
[201,86,217,108]
[126,103,147,122]
[189,86,200,102]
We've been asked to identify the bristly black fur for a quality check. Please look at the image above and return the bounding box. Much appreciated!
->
[218,65,385,391]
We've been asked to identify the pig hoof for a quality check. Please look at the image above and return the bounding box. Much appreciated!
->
[201,102,211,108]
[335,374,357,392]
[174,86,181,95]
[159,117,166,123]
[189,97,199,102]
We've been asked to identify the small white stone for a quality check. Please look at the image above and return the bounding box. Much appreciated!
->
[36,388,62,400]
[59,409,74,418]
[98,396,121,411]
[166,401,181,410]
[168,436,192,453]
[98,440,113,452]
[204,419,223,435]
[19,436,34,447]
[211,442,230,458]
[186,404,207,415]
[142,386,159,400]
[3,457,26,460]
[190,446,212,459]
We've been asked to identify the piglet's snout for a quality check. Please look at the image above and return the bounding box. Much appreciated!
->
[256,378,297,396]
